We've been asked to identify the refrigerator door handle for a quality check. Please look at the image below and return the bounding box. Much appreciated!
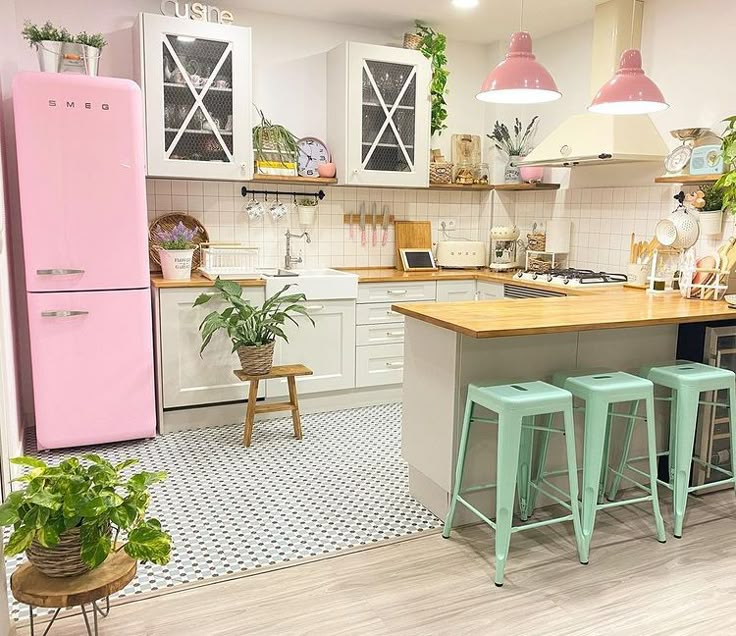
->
[36,268,85,276]
[41,310,89,318]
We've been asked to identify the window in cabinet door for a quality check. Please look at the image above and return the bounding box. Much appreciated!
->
[361,60,417,174]
[162,34,234,163]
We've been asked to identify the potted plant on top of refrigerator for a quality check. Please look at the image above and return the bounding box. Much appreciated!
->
[22,21,106,76]
[194,279,315,375]
[155,221,199,281]
[0,454,171,578]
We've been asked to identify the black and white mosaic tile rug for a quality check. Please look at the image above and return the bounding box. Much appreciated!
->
[6,403,440,622]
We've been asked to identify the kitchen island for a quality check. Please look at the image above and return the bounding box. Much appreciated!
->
[392,292,736,522]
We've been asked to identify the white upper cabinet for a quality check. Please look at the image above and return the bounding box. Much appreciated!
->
[327,42,431,188]
[137,13,253,180]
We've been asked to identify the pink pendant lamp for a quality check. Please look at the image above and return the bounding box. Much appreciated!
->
[476,31,561,104]
[588,49,668,115]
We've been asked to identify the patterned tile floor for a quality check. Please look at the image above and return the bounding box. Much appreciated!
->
[6,403,440,622]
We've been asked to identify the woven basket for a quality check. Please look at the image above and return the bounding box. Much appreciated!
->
[403,33,423,50]
[27,527,107,578]
[237,342,275,375]
[429,162,453,185]
[527,232,547,251]
[149,213,209,271]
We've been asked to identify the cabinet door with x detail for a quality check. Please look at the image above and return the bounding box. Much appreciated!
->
[139,13,253,180]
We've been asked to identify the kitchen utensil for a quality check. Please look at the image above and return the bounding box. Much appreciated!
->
[359,202,366,246]
[381,204,390,246]
[655,218,678,247]
[693,255,718,285]
[348,208,355,239]
[395,221,432,271]
[371,202,377,247]
[630,233,636,263]
[148,213,209,270]
[670,204,700,249]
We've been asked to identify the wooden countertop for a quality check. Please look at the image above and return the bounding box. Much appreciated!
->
[391,292,736,339]
[151,268,600,295]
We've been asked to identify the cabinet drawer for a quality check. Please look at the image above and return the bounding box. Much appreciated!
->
[356,324,405,346]
[356,302,405,326]
[436,280,476,302]
[357,281,436,304]
[356,344,404,387]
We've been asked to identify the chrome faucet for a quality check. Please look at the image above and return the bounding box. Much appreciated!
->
[284,230,311,269]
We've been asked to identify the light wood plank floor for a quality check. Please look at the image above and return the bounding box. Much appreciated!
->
[16,492,736,635]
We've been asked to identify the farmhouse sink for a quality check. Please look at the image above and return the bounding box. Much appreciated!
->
[261,268,358,300]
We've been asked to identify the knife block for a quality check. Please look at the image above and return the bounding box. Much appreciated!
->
[395,221,432,271]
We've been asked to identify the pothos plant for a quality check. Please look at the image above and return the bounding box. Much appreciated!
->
[413,21,449,136]
[252,107,298,170]
[715,116,736,214]
[0,455,172,569]
[195,279,314,352]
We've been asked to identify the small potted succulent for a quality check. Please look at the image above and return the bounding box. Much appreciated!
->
[154,221,199,281]
[22,21,106,76]
[0,455,171,578]
[295,198,318,226]
[194,279,314,375]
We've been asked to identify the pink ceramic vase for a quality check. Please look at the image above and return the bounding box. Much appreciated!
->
[317,162,336,178]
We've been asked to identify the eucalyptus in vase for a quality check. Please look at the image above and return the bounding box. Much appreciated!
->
[488,116,539,184]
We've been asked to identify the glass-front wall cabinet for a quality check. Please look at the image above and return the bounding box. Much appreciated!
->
[328,42,431,188]
[138,13,252,180]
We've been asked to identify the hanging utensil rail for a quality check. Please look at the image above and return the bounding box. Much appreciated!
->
[241,186,327,201]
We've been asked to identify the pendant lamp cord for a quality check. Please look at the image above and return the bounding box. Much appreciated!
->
[519,0,524,31]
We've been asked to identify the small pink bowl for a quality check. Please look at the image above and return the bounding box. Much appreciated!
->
[317,162,336,178]
[520,166,544,183]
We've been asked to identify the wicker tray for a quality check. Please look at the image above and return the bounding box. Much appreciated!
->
[149,213,209,271]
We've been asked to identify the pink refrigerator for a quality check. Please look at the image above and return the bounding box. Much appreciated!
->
[13,72,156,450]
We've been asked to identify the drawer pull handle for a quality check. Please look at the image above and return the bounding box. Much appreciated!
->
[41,310,89,318]
[304,305,325,311]
[385,361,404,369]
[386,331,404,337]
[386,310,398,316]
[37,268,85,276]
[387,289,407,295]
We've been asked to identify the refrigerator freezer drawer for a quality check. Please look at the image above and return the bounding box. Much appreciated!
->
[13,73,150,292]
[27,289,155,449]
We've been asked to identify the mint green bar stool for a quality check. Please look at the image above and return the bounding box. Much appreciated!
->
[609,362,736,538]
[442,381,584,587]
[534,371,666,564]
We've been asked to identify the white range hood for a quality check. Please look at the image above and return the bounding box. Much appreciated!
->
[519,0,668,168]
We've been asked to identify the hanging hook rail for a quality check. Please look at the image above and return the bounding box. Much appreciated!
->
[241,186,326,201]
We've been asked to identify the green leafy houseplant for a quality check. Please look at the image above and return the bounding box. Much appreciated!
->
[194,279,315,374]
[413,21,449,137]
[75,31,107,50]
[0,455,171,573]
[296,198,317,207]
[21,21,73,46]
[715,116,736,214]
[702,184,724,212]
[252,107,298,172]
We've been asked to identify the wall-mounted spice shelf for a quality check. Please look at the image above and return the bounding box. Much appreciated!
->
[494,183,561,191]
[251,174,338,186]
[654,174,722,185]
[342,213,395,225]
[429,183,494,191]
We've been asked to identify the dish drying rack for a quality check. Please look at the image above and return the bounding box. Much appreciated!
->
[199,243,260,280]
[679,268,730,301]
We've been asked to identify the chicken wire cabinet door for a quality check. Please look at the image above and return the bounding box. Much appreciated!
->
[138,13,253,180]
[328,42,431,188]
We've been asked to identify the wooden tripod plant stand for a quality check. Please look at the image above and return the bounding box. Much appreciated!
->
[234,364,313,447]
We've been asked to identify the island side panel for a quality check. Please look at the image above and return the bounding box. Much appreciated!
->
[401,317,462,518]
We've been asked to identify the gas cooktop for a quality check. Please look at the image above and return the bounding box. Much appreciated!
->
[515,268,628,287]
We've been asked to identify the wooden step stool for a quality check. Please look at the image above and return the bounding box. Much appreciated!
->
[234,364,313,447]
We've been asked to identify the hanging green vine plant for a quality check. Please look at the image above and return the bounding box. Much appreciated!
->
[414,21,449,137]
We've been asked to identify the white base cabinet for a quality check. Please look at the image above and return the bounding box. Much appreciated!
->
[267,300,356,398]
[158,286,265,409]
[356,344,404,387]
[436,280,477,302]
[476,280,504,300]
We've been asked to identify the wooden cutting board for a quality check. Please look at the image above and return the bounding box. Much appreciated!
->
[451,134,481,166]
[395,221,432,270]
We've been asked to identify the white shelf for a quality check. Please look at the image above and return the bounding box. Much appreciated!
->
[164,128,233,136]
[163,82,233,93]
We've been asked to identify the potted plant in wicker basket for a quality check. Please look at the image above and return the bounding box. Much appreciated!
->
[194,279,314,375]
[155,221,199,281]
[0,455,171,578]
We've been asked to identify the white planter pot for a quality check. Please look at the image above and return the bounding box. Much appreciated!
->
[297,205,317,226]
[699,209,723,236]
[159,248,194,280]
